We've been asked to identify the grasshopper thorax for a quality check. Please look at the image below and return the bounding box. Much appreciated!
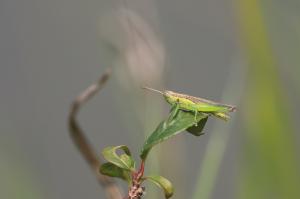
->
[163,91,196,111]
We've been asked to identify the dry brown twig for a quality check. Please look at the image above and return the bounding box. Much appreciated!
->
[68,68,123,199]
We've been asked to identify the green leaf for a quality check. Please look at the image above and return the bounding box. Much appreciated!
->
[99,162,131,182]
[120,154,135,169]
[143,175,174,199]
[140,106,208,160]
[186,116,208,136]
[102,145,135,171]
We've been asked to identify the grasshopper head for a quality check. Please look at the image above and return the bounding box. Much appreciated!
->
[164,91,179,105]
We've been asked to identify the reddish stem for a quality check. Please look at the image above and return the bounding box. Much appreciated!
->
[131,160,145,184]
[128,161,146,199]
[138,160,145,177]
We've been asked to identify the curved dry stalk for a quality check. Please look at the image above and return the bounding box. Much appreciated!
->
[68,68,123,199]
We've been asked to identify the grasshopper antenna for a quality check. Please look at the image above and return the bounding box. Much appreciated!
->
[142,86,164,95]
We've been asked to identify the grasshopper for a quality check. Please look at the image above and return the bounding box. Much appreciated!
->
[142,87,236,122]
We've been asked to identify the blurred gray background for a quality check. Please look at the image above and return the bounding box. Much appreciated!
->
[3,1,297,199]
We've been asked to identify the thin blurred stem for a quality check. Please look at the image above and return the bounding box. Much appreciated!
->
[192,58,246,199]
[68,68,124,199]
[119,1,164,198]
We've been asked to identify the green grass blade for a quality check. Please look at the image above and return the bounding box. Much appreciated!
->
[237,1,300,198]
[191,56,246,199]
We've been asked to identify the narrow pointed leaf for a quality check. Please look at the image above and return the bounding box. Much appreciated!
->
[102,145,135,171]
[140,107,208,160]
[143,175,174,199]
[99,162,131,182]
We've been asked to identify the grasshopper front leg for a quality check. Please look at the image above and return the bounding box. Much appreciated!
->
[193,110,198,126]
[167,102,180,124]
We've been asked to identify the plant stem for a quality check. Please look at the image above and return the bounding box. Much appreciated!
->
[68,68,124,199]
[127,161,146,199]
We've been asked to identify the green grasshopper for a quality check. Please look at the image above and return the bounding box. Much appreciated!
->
[142,87,236,122]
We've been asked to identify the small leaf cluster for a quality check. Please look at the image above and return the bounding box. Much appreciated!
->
[100,103,209,198]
